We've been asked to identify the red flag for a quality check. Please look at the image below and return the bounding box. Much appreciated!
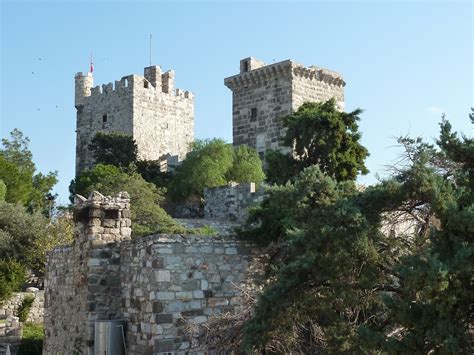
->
[90,53,94,73]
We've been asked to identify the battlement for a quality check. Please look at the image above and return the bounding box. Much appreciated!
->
[224,58,345,90]
[84,72,193,101]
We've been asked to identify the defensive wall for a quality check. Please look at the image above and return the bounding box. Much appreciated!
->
[204,182,265,222]
[43,192,260,354]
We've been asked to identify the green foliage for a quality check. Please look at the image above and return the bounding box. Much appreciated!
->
[242,115,472,353]
[170,139,233,201]
[72,164,184,236]
[0,179,6,201]
[170,139,264,201]
[18,323,43,355]
[0,129,57,215]
[0,201,72,276]
[89,132,138,168]
[227,145,265,183]
[135,160,173,190]
[16,295,35,322]
[266,99,369,184]
[0,259,26,303]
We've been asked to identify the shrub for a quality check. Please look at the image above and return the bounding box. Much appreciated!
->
[16,295,35,322]
[0,259,26,304]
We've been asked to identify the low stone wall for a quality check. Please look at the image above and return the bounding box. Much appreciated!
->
[44,192,261,354]
[204,182,265,222]
[0,315,21,355]
[0,291,44,324]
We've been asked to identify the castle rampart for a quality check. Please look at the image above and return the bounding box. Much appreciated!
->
[224,57,345,155]
[43,192,260,354]
[75,66,194,175]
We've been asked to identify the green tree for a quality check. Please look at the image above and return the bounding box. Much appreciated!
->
[361,117,474,353]
[0,259,26,304]
[266,99,369,184]
[0,129,57,214]
[0,202,49,267]
[241,115,472,353]
[170,139,265,201]
[89,132,138,168]
[169,139,234,201]
[227,145,265,183]
[72,164,184,236]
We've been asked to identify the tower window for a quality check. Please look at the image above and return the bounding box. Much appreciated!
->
[243,60,249,73]
[250,108,257,122]
[102,114,108,123]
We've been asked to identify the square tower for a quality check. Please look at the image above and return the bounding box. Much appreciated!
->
[74,66,194,175]
[224,57,345,157]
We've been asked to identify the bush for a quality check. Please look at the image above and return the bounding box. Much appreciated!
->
[16,295,35,322]
[18,323,43,355]
[0,259,26,304]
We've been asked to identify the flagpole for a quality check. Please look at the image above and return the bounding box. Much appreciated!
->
[149,34,152,66]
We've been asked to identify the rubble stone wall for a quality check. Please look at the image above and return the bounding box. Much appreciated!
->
[43,192,259,354]
[0,291,44,324]
[204,182,265,222]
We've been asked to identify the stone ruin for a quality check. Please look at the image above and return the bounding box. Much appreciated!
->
[43,192,260,354]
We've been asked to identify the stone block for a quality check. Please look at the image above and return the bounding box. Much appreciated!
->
[156,313,173,324]
[156,292,175,301]
[155,270,171,282]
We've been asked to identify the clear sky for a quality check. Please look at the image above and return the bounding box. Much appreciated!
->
[1,0,472,204]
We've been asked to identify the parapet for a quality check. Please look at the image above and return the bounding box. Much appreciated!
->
[224,57,345,90]
[80,67,193,101]
[74,191,132,246]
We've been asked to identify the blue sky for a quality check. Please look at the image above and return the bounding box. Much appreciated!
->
[1,0,472,204]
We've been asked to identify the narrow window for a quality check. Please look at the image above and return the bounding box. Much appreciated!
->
[243,60,249,72]
[102,114,107,123]
[144,80,149,88]
[250,108,257,122]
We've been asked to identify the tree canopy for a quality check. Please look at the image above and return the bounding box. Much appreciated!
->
[89,131,138,168]
[239,114,472,353]
[170,139,265,201]
[266,99,369,184]
[0,129,57,215]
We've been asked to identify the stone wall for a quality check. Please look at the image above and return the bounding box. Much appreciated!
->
[0,315,21,355]
[224,57,345,155]
[0,291,44,324]
[75,65,194,175]
[44,192,131,354]
[44,192,260,354]
[204,182,265,222]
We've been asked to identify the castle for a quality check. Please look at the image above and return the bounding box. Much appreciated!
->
[74,57,344,173]
[74,66,194,174]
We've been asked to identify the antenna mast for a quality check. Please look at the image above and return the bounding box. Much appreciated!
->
[149,34,152,66]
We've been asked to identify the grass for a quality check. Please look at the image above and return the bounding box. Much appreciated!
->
[18,323,43,355]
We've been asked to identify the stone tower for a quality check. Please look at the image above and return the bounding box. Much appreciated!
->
[75,66,194,175]
[224,57,345,157]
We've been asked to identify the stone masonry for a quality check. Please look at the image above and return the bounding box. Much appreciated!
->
[224,57,345,156]
[43,192,260,354]
[75,66,194,174]
[204,182,265,222]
